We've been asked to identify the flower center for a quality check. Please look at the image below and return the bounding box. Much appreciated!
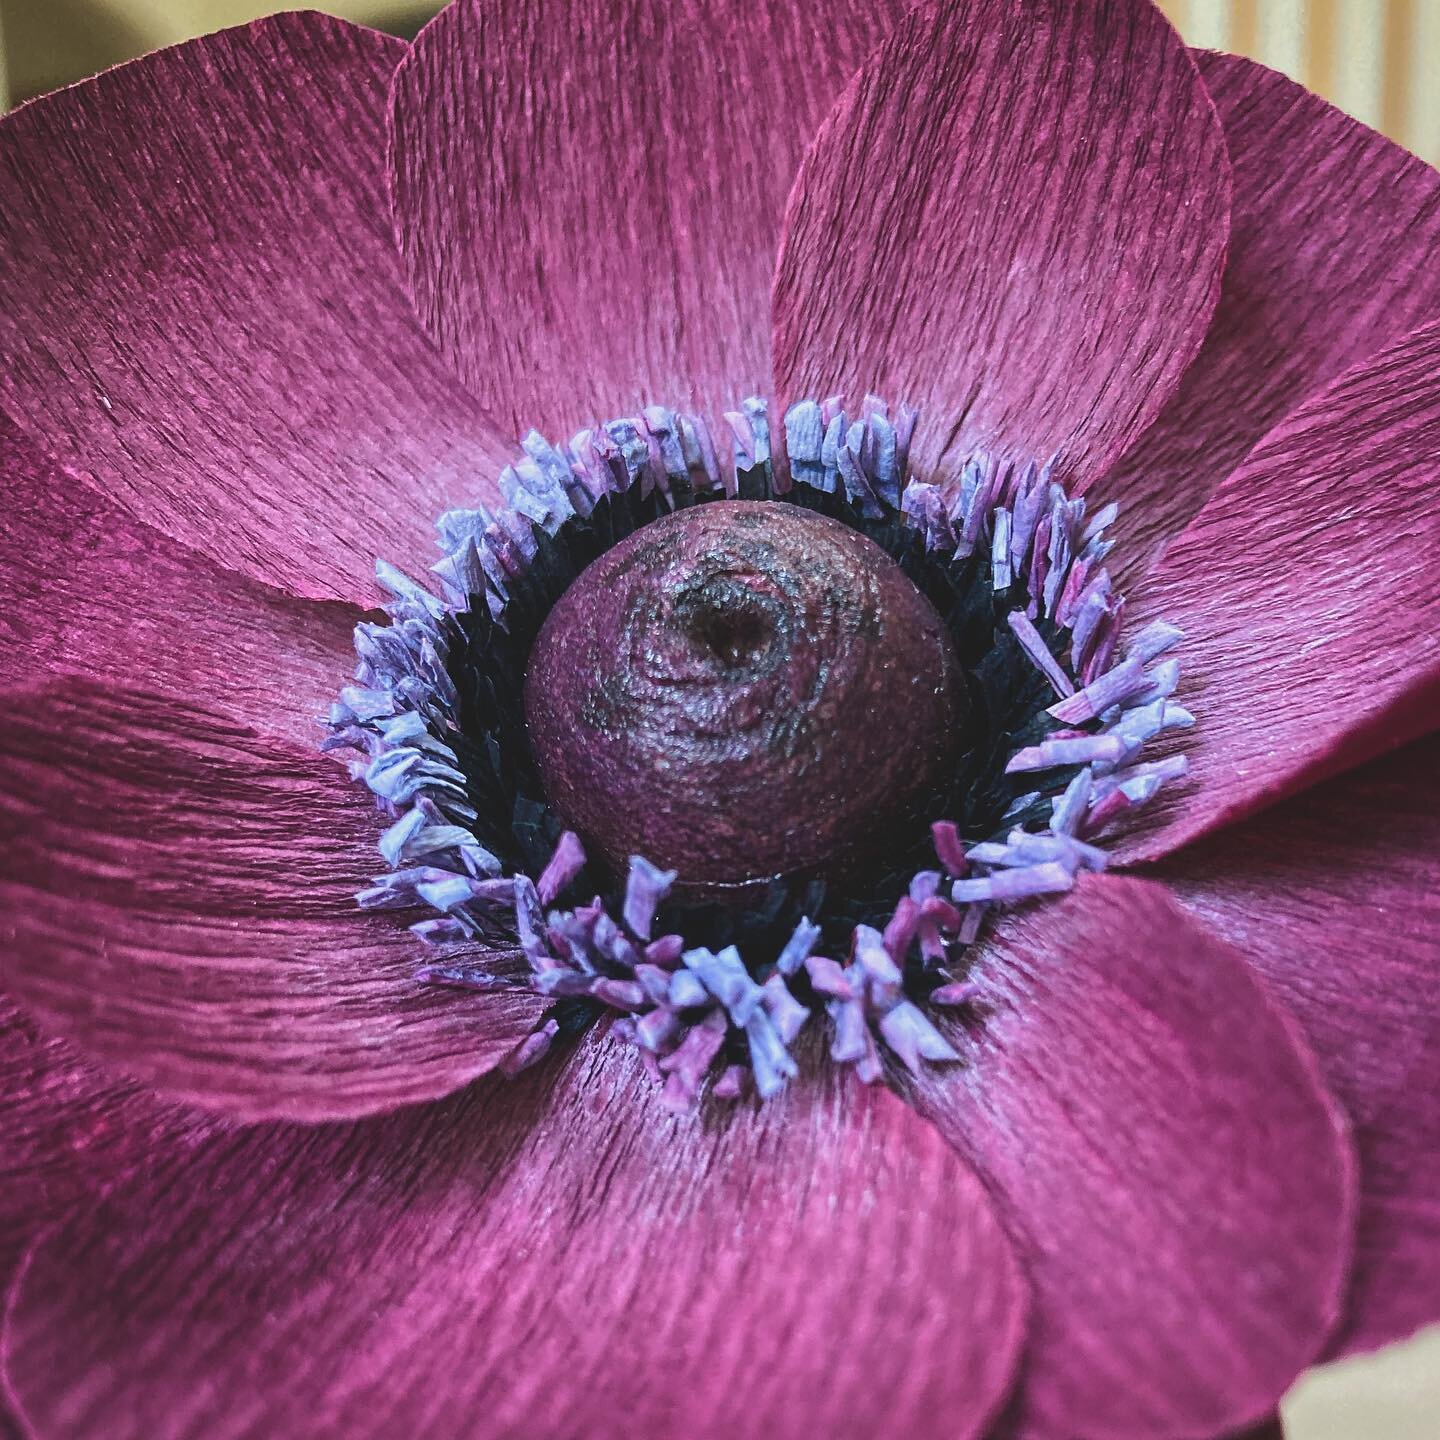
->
[328,393,1194,1107]
[524,500,962,897]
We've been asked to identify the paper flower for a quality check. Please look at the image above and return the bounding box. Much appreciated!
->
[1,3,1436,1437]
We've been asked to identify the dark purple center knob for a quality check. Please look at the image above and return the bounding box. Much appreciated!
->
[524,501,963,899]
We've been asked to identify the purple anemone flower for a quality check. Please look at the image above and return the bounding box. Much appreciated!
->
[1,1,1438,1437]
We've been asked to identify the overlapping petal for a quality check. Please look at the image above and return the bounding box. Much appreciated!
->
[2,1036,1026,1440]
[1099,52,1440,586]
[0,999,207,1279]
[772,0,1229,490]
[0,681,546,1122]
[0,13,506,607]
[1153,734,1440,1360]
[388,0,905,439]
[1119,318,1440,863]
[911,875,1354,1439]
[0,415,357,746]
[0,996,211,1440]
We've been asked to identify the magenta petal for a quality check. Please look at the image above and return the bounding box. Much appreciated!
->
[0,415,357,747]
[0,998,208,1274]
[1099,53,1440,587]
[1153,734,1440,1359]
[3,1037,1026,1440]
[0,680,546,1122]
[912,874,1354,1439]
[771,0,1228,489]
[389,0,905,440]
[0,13,506,606]
[1120,318,1440,863]
[0,996,210,1440]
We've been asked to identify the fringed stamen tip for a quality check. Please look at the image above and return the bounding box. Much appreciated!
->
[502,1019,560,1077]
[929,981,981,1008]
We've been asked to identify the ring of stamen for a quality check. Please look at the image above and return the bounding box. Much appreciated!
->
[326,395,1191,1109]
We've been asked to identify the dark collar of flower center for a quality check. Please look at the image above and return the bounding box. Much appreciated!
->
[325,396,1192,1110]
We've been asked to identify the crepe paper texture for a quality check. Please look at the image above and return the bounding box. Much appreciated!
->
[1,2,1437,1437]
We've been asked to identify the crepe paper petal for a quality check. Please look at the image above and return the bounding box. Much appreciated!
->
[1118,318,1440,864]
[0,998,214,1440]
[0,414,357,747]
[0,680,548,1122]
[3,1035,1026,1440]
[1099,53,1440,589]
[911,874,1354,1439]
[388,0,905,441]
[772,0,1228,491]
[0,13,507,607]
[0,999,212,1285]
[1153,734,1440,1359]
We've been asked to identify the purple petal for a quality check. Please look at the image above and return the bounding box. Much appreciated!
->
[3,1036,1026,1440]
[1154,733,1440,1359]
[773,0,1227,490]
[388,0,905,440]
[0,681,547,1122]
[0,997,211,1285]
[1120,318,1440,863]
[0,14,505,605]
[0,416,357,748]
[911,875,1354,1438]
[1098,53,1440,589]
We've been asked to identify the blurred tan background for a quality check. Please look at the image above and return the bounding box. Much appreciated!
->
[0,0,1437,1433]
[1161,0,1440,163]
[0,1,430,105]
